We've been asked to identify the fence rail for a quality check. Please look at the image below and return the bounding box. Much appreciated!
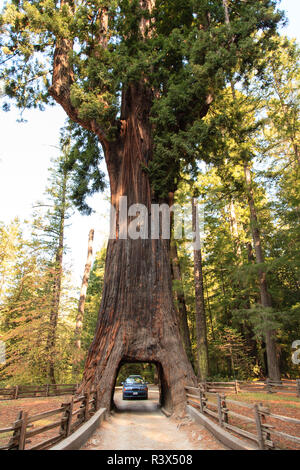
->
[0,384,78,400]
[199,379,300,397]
[185,384,300,450]
[0,389,100,450]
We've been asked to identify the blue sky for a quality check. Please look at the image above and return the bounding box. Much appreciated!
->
[0,0,299,285]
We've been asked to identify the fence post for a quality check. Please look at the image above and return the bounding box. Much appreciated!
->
[217,394,223,427]
[8,411,22,449]
[253,404,265,449]
[18,411,28,450]
[65,398,74,437]
[296,379,300,398]
[84,391,90,422]
[199,389,204,413]
[14,385,19,400]
[221,394,228,425]
[59,400,72,437]
[259,403,273,449]
[46,384,49,397]
[265,378,272,394]
[202,391,207,412]
[234,380,240,394]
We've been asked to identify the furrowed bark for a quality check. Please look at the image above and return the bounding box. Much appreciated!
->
[79,82,197,415]
[47,0,220,414]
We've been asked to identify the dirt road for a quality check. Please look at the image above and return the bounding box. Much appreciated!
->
[81,389,225,450]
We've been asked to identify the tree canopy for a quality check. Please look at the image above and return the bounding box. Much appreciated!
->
[0,0,284,207]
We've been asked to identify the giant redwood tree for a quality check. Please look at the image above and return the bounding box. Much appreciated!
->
[0,0,283,413]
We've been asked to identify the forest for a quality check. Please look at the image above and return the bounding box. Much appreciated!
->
[0,0,299,414]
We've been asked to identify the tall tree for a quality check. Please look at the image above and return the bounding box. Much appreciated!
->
[0,215,76,385]
[73,228,94,378]
[32,151,72,383]
[170,238,193,366]
[192,195,209,380]
[45,165,68,383]
[0,0,283,413]
[243,164,280,381]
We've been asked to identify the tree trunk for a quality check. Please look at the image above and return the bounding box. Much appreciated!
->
[46,169,67,384]
[229,199,242,259]
[192,196,209,381]
[244,164,281,382]
[80,83,196,415]
[204,274,215,340]
[222,0,280,382]
[170,239,194,366]
[73,228,94,377]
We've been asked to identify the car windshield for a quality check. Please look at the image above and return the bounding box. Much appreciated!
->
[125,377,144,384]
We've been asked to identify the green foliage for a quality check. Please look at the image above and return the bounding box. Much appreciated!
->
[81,246,106,353]
[0,219,77,385]
[116,363,156,385]
[0,0,284,203]
[0,2,299,384]
[61,123,107,215]
[0,153,77,385]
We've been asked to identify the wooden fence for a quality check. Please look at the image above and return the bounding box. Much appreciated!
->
[185,385,300,450]
[0,389,100,450]
[0,384,78,400]
[200,379,300,397]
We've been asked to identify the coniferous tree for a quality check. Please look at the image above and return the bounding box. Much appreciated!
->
[73,228,94,379]
[0,0,284,412]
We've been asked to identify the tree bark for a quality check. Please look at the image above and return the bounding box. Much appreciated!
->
[192,197,209,381]
[170,239,194,366]
[78,83,196,414]
[244,164,281,382]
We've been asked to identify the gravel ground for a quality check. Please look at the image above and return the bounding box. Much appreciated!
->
[81,389,226,450]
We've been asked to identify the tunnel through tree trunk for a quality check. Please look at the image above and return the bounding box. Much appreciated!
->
[80,82,196,415]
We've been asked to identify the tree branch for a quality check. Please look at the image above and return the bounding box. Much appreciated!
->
[48,1,109,151]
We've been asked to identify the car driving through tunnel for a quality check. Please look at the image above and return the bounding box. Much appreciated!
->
[122,375,148,400]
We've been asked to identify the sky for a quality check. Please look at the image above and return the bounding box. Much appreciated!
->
[0,0,299,286]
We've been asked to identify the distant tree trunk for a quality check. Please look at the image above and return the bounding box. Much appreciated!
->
[229,199,242,259]
[192,196,209,380]
[170,239,194,366]
[222,0,280,381]
[244,164,281,382]
[222,0,230,24]
[73,229,95,377]
[46,168,67,384]
[204,274,215,340]
[247,241,255,263]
